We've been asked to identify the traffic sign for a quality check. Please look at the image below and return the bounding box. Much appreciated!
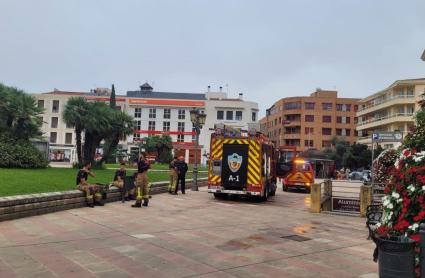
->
[372,132,403,142]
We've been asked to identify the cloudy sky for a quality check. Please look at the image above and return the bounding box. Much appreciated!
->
[1,0,424,116]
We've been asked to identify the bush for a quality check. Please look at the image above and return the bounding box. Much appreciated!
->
[0,135,48,168]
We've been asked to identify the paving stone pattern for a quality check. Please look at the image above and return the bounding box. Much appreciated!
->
[0,188,378,277]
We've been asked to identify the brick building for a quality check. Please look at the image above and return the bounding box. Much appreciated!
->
[260,89,360,152]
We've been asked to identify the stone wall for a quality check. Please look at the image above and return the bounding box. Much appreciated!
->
[0,178,207,221]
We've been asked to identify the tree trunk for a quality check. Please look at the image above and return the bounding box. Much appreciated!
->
[75,127,83,165]
[99,134,119,164]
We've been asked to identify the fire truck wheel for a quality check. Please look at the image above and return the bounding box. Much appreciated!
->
[261,186,269,201]
[269,189,276,196]
[214,193,228,199]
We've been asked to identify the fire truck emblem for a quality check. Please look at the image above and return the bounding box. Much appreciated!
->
[228,153,243,173]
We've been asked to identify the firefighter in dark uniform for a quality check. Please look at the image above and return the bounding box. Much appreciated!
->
[168,156,178,194]
[113,162,134,200]
[76,162,104,207]
[132,153,150,207]
[174,156,188,195]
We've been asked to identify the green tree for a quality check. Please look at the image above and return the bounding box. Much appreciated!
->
[63,97,88,165]
[99,110,134,164]
[403,93,425,150]
[110,84,116,109]
[145,135,173,163]
[0,83,43,140]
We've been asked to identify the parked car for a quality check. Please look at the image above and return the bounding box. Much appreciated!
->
[348,171,363,180]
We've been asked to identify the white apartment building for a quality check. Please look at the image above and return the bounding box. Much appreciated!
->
[201,88,259,164]
[33,84,259,165]
[356,78,425,149]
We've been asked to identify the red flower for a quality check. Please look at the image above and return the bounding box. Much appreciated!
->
[403,150,411,157]
[410,233,420,242]
[419,195,424,204]
[384,187,391,194]
[413,210,425,222]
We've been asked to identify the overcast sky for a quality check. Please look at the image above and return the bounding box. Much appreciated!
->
[1,0,424,116]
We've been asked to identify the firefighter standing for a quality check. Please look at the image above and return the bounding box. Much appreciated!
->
[168,156,178,194]
[174,156,188,195]
[132,153,150,207]
[76,162,104,207]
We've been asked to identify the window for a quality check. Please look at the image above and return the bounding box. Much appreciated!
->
[149,108,156,119]
[322,115,332,123]
[134,108,142,118]
[305,115,314,122]
[322,102,332,111]
[217,110,224,120]
[226,111,233,120]
[51,117,58,128]
[252,112,257,122]
[322,128,332,135]
[50,132,57,143]
[148,121,155,131]
[285,127,299,134]
[346,129,351,136]
[235,111,243,121]
[178,109,185,120]
[336,116,342,124]
[336,128,342,136]
[37,100,44,108]
[284,102,301,110]
[322,140,331,148]
[192,123,197,142]
[354,117,358,124]
[52,100,60,113]
[163,121,170,132]
[304,140,314,147]
[178,122,185,132]
[354,105,358,112]
[133,133,141,140]
[305,102,315,109]
[274,119,277,126]
[305,127,314,134]
[163,108,171,119]
[345,117,351,124]
[336,104,343,111]
[177,134,184,142]
[135,120,141,130]
[65,133,72,144]
[345,104,351,111]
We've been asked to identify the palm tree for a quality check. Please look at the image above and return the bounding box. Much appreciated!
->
[63,97,88,165]
[99,110,134,164]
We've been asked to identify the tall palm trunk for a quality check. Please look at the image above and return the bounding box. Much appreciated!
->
[99,134,120,164]
[75,127,83,165]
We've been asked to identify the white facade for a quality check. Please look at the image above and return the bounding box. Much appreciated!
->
[200,91,259,164]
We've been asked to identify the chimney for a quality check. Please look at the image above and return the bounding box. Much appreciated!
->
[219,86,223,92]
[239,93,243,100]
[207,85,211,92]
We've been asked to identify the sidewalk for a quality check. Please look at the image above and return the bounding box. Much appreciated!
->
[0,188,377,277]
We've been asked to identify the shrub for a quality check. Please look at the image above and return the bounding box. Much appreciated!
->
[0,135,48,168]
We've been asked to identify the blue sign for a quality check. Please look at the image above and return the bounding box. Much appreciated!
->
[372,133,379,141]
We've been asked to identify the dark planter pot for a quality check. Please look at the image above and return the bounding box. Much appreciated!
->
[376,236,416,278]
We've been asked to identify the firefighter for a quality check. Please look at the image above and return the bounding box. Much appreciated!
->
[174,156,188,195]
[76,162,104,207]
[132,153,150,207]
[168,156,178,194]
[113,162,134,201]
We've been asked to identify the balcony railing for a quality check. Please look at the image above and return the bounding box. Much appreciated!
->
[357,113,414,126]
[358,94,415,112]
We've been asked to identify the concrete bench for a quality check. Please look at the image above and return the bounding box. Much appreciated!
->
[0,178,207,221]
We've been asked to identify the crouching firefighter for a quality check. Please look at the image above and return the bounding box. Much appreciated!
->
[132,153,150,208]
[76,162,104,207]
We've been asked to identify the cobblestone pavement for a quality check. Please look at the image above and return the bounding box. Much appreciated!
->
[0,188,378,278]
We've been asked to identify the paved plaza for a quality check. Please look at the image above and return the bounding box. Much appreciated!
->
[0,188,377,278]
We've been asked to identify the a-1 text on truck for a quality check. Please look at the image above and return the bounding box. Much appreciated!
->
[208,125,277,201]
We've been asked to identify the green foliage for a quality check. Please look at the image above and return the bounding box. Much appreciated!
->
[403,93,425,151]
[144,135,173,163]
[0,135,48,168]
[0,83,44,140]
[110,84,116,109]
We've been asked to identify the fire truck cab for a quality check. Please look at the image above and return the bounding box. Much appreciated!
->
[208,125,277,201]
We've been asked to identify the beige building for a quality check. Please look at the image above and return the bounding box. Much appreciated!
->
[356,78,425,149]
[260,89,360,152]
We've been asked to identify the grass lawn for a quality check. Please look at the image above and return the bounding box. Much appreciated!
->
[0,168,207,197]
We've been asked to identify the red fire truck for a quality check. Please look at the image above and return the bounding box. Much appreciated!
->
[208,126,277,201]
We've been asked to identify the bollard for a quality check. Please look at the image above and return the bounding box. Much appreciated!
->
[322,180,332,211]
[420,223,425,278]
[310,183,321,213]
[360,185,372,217]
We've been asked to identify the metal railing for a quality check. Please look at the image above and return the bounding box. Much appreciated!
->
[358,94,415,112]
[357,113,414,126]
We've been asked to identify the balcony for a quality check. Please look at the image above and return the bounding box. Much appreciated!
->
[282,133,301,139]
[357,95,415,116]
[357,113,414,130]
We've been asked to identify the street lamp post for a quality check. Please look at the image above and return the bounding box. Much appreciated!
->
[190,109,206,191]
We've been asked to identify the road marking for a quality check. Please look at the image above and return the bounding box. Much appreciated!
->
[131,234,155,239]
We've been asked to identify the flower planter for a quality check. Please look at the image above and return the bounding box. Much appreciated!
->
[376,236,416,278]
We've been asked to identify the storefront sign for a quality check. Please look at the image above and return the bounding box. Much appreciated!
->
[332,197,360,213]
